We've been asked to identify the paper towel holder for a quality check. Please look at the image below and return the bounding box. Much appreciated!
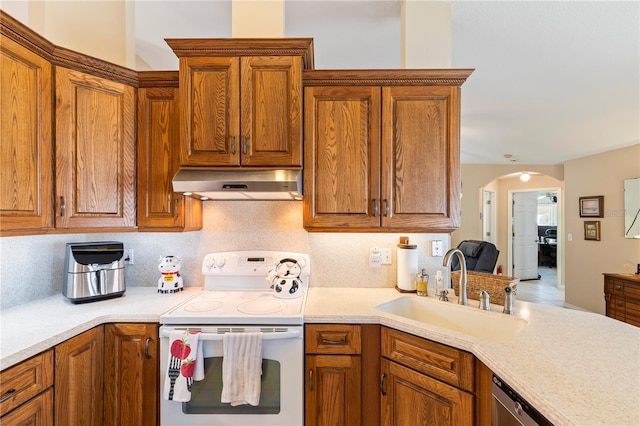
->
[396,236,418,293]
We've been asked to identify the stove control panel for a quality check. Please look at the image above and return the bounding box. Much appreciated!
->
[202,251,310,276]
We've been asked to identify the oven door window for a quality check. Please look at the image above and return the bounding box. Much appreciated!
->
[184,357,280,415]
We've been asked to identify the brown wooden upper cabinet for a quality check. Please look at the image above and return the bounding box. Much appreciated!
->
[165,39,314,168]
[1,11,138,235]
[55,67,136,229]
[303,70,473,232]
[0,35,54,234]
[137,71,202,231]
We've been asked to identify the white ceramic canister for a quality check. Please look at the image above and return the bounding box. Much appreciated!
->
[397,237,418,292]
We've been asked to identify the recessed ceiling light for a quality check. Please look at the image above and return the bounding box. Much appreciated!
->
[520,172,531,182]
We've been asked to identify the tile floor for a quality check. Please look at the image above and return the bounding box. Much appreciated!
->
[515,266,565,307]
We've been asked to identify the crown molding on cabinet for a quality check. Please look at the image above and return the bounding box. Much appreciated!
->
[303,69,474,87]
[1,10,138,87]
[165,38,315,69]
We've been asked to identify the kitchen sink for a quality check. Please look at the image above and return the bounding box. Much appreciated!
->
[375,297,527,343]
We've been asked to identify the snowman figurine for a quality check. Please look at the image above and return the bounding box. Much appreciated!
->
[266,257,305,299]
[158,255,183,294]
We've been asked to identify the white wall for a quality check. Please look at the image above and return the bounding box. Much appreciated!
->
[564,144,640,314]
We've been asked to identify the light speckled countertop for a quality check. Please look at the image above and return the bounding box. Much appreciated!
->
[305,287,640,426]
[0,287,200,370]
[2,286,639,425]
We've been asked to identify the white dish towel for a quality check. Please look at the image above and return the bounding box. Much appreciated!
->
[164,330,204,402]
[221,332,263,406]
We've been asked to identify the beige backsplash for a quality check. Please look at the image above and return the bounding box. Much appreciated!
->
[0,201,450,309]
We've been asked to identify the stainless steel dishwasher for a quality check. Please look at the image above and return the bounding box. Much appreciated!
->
[492,374,554,426]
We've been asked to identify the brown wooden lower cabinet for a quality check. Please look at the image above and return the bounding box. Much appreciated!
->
[380,358,473,425]
[305,324,380,426]
[104,323,159,426]
[304,324,492,426]
[55,325,104,426]
[380,327,475,425]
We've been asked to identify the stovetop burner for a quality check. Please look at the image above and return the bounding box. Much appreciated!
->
[183,300,223,312]
[159,251,311,326]
[237,299,287,315]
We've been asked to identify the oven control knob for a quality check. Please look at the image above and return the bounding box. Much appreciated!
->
[204,256,216,270]
[215,257,226,267]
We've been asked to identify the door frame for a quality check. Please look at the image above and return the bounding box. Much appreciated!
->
[507,187,563,289]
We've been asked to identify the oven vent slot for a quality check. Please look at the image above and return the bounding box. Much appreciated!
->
[211,327,291,334]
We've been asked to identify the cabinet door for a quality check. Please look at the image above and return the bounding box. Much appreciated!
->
[303,86,381,229]
[0,388,53,426]
[55,67,136,229]
[381,86,461,231]
[179,56,240,166]
[55,326,104,426]
[305,355,361,426]
[0,38,53,233]
[104,323,158,426]
[380,359,473,426]
[240,56,302,167]
[137,84,202,231]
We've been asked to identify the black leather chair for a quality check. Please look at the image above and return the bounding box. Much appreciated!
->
[451,240,500,273]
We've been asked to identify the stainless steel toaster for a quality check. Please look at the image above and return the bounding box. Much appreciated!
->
[63,241,126,303]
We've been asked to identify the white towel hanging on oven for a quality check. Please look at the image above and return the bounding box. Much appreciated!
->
[164,330,204,402]
[221,332,263,406]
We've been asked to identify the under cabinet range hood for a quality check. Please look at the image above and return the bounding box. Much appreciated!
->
[172,169,303,200]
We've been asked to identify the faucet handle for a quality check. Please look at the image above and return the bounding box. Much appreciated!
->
[479,290,490,310]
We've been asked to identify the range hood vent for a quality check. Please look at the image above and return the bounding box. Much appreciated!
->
[172,169,303,201]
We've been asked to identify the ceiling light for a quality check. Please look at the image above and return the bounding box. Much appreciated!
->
[520,172,531,182]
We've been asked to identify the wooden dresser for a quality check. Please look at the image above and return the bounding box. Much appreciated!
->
[604,273,640,327]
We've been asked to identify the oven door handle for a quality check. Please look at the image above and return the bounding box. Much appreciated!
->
[160,329,302,340]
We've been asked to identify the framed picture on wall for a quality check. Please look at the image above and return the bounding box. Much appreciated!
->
[579,196,604,218]
[584,221,601,241]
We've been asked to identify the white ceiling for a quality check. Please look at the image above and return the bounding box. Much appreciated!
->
[450,1,639,165]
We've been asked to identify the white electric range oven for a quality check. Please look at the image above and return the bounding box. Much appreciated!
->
[159,251,310,426]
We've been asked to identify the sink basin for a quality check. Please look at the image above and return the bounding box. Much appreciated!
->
[375,297,527,343]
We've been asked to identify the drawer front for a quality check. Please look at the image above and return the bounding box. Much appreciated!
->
[305,324,361,354]
[381,327,474,392]
[611,279,625,296]
[0,388,53,426]
[0,350,54,416]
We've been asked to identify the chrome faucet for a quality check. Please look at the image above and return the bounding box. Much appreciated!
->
[442,248,468,306]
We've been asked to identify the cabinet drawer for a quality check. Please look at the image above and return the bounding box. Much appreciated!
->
[0,388,53,426]
[0,350,53,416]
[381,327,474,392]
[305,324,361,354]
[611,279,625,295]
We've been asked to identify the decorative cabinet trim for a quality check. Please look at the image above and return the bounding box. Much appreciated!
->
[1,11,137,87]
[304,69,474,87]
[165,38,315,69]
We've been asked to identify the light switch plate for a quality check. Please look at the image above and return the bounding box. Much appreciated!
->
[431,240,444,257]
[370,247,392,265]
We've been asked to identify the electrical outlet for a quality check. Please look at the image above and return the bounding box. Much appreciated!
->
[124,249,134,265]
